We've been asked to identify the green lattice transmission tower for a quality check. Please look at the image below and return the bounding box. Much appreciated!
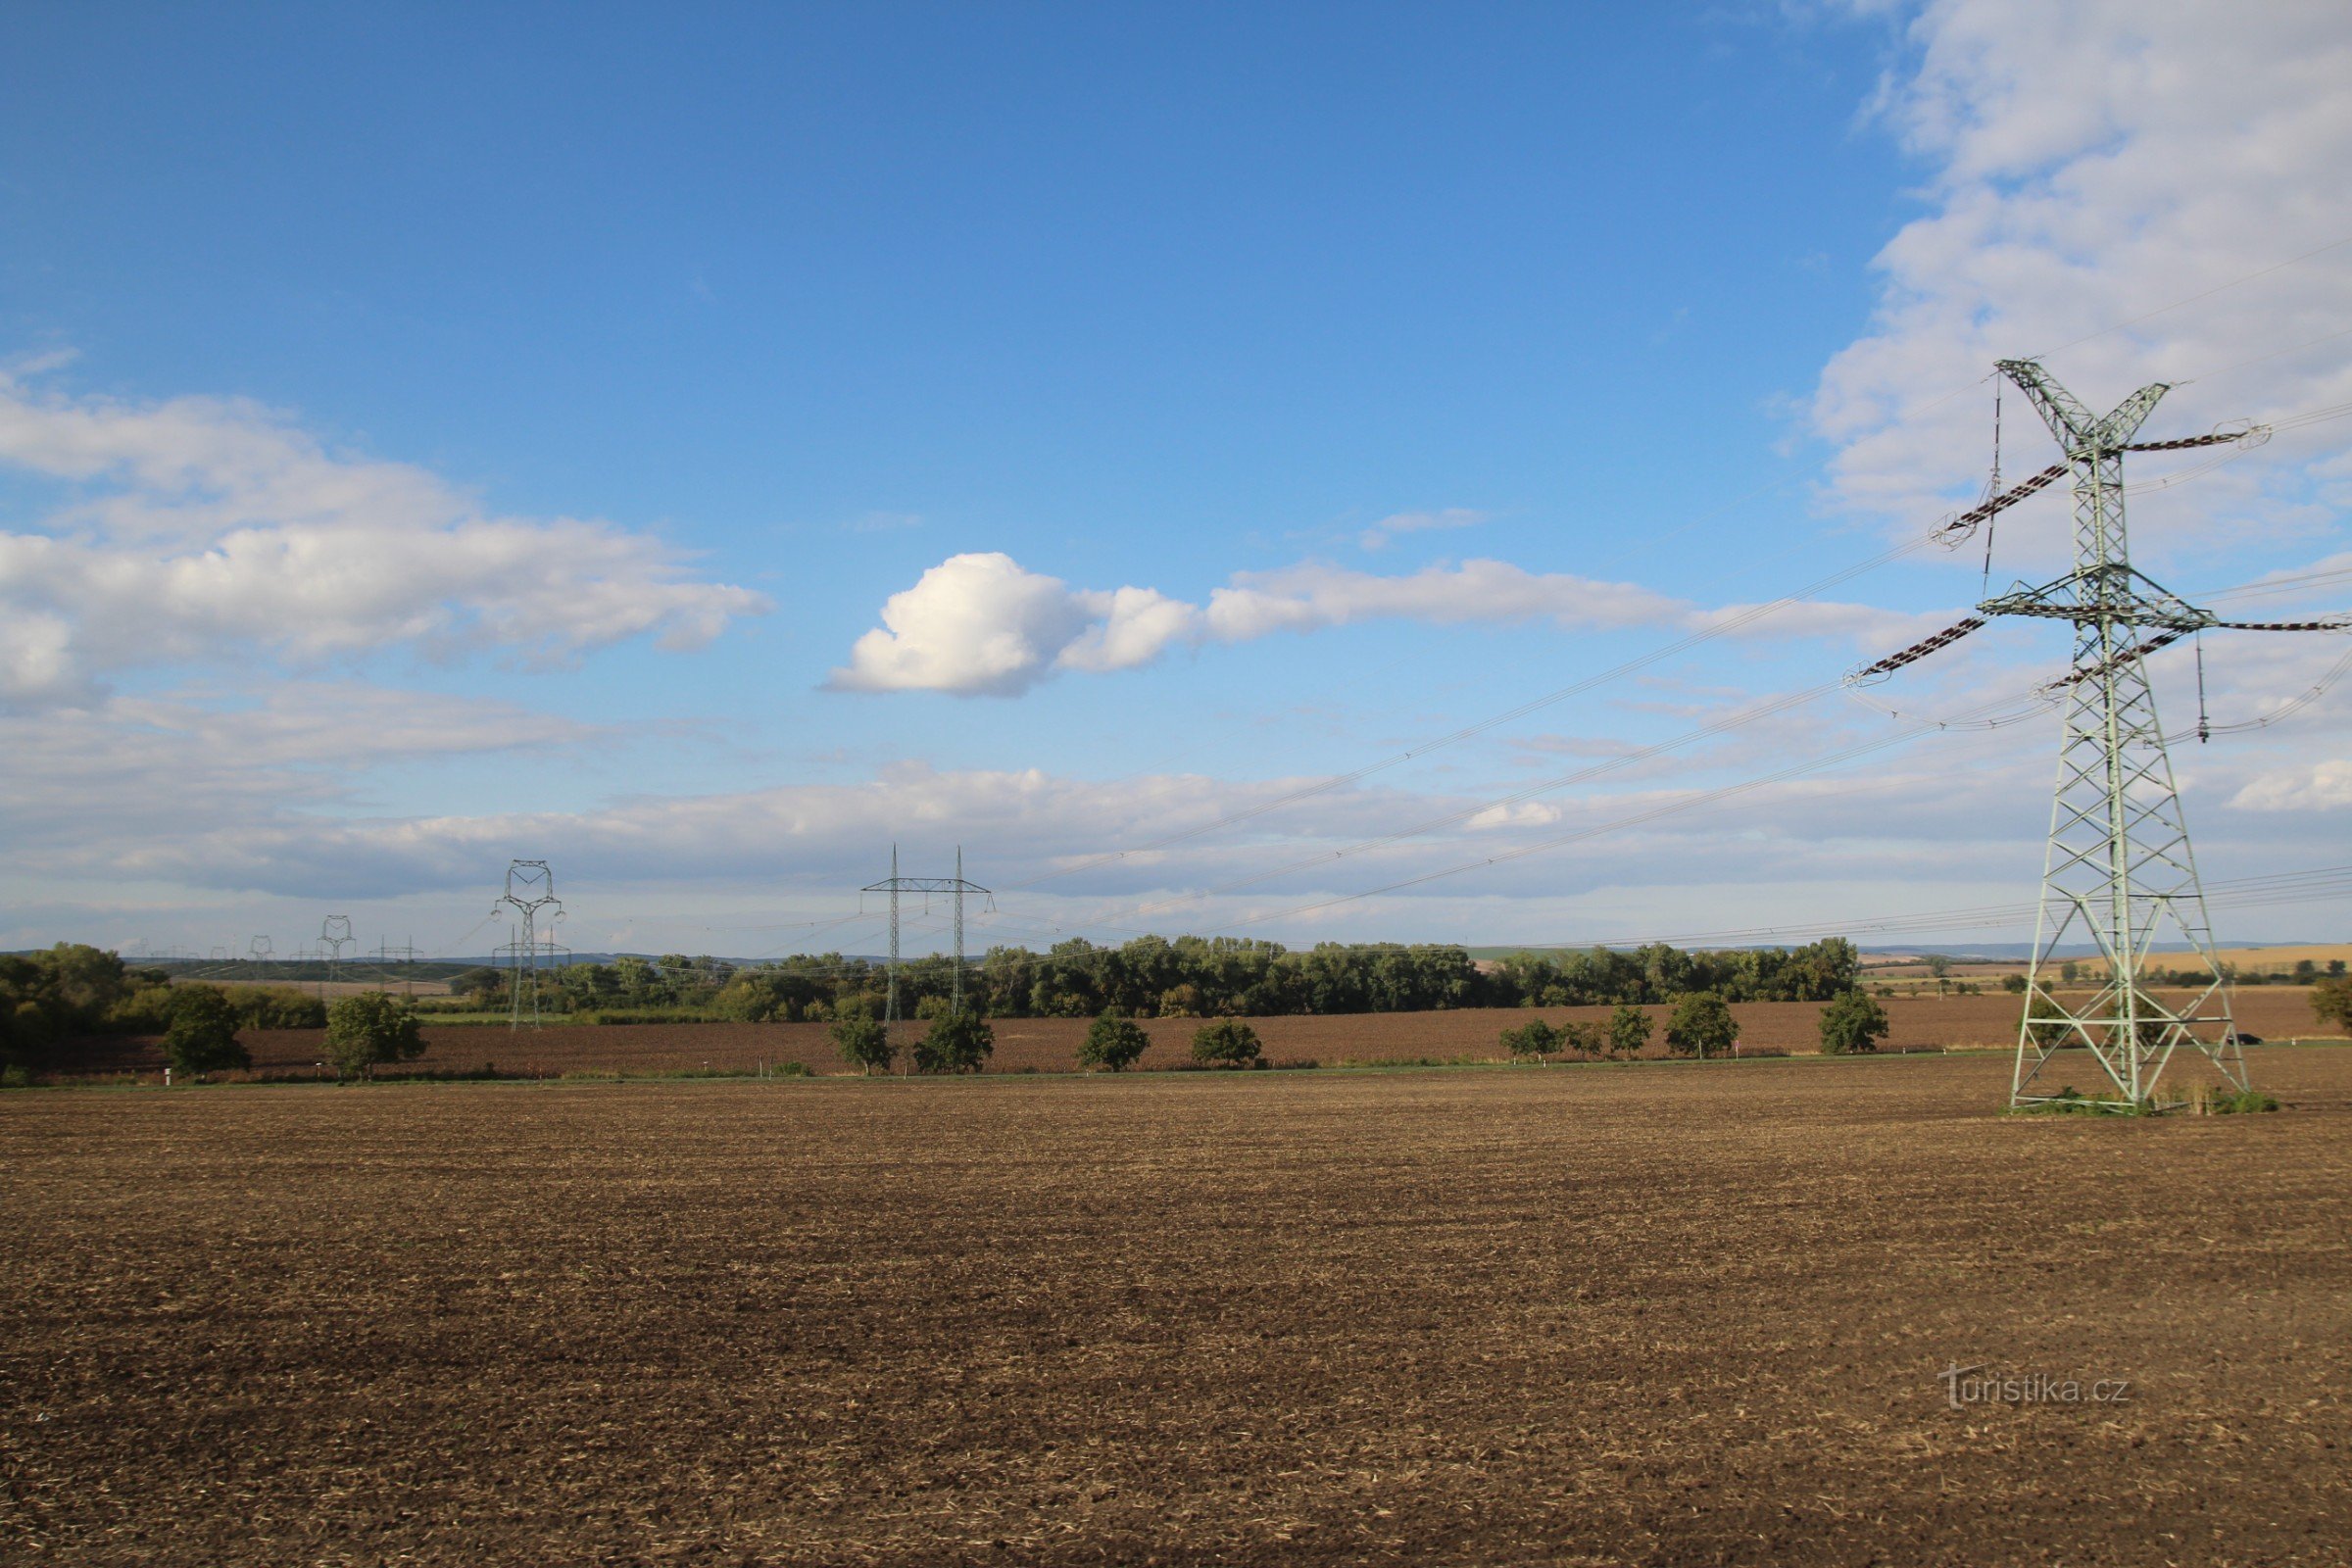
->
[1850,360,2346,1109]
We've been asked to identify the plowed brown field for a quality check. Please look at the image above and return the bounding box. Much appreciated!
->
[4,1048,2350,1565]
[56,988,2336,1080]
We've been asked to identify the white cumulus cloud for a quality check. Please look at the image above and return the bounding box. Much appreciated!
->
[2229,760,2352,813]
[1812,0,2352,550]
[830,553,1692,696]
[0,362,769,706]
[831,551,1927,697]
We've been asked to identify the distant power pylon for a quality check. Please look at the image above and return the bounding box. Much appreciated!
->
[1851,359,2348,1108]
[246,935,274,982]
[318,915,355,998]
[494,860,565,1029]
[377,937,420,998]
[863,846,993,1021]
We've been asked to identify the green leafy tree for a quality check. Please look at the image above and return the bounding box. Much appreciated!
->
[2001,972,2029,995]
[832,1014,894,1075]
[914,1008,994,1074]
[1078,1007,1151,1072]
[1606,1004,1653,1059]
[1818,989,1889,1056]
[1499,1018,1559,1060]
[1556,1019,1604,1058]
[2313,974,2352,1035]
[163,986,250,1076]
[449,966,504,1002]
[323,992,425,1080]
[1190,1018,1261,1068]
[1664,992,1738,1058]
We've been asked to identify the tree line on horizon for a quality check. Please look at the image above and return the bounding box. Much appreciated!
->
[442,934,1871,1023]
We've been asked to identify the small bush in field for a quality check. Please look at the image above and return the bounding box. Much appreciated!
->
[1078,1008,1151,1072]
[1818,989,1889,1055]
[1606,1004,1653,1058]
[832,1015,894,1075]
[323,992,424,1080]
[915,1008,994,1074]
[1664,992,1738,1058]
[1190,1018,1261,1068]
[1499,1018,1559,1060]
[164,987,249,1076]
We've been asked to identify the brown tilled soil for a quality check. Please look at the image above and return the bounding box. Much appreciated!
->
[54,988,2335,1081]
[4,1048,2349,1566]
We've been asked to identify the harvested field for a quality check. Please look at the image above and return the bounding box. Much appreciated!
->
[55,988,2335,1081]
[4,1047,2349,1565]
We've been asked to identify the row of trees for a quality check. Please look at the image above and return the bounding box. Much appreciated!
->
[113,986,426,1082]
[1499,988,1892,1060]
[449,934,1866,1025]
[829,1006,1268,1075]
[3,944,325,1075]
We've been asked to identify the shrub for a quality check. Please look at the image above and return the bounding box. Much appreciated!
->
[914,1008,994,1074]
[2001,972,2029,994]
[221,984,327,1030]
[832,1015,894,1075]
[2189,1086,2278,1115]
[1818,989,1889,1056]
[323,992,425,1080]
[1190,1018,1261,1068]
[1078,1008,1151,1072]
[1499,1018,1559,1060]
[1556,1019,1604,1058]
[107,984,182,1034]
[164,986,250,1076]
[1664,992,1738,1058]
[2313,974,2352,1035]
[1606,1004,1653,1058]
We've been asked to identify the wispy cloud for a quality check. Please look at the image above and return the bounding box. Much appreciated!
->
[1359,508,1488,551]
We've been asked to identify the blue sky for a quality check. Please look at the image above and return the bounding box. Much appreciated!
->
[4,2,2348,959]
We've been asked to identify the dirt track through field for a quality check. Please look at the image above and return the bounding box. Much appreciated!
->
[5,1048,2350,1565]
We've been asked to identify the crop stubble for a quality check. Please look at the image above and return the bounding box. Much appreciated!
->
[3,1049,2349,1565]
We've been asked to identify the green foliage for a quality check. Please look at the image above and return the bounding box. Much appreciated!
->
[1190,1017,1262,1068]
[220,984,327,1029]
[1499,1018,1559,1060]
[1818,989,1889,1056]
[2001,972,2029,994]
[1605,1004,1653,1059]
[1491,936,1858,1009]
[1077,1008,1151,1072]
[914,1008,994,1074]
[1664,992,1738,1058]
[1,944,153,1061]
[2312,974,2352,1034]
[323,992,425,1080]
[831,1014,894,1076]
[1555,1019,1604,1058]
[163,986,250,1075]
[2192,1087,2278,1115]
[449,966,505,1001]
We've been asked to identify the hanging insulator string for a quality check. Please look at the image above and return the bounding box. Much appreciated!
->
[1981,380,2002,594]
[2195,632,2211,743]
